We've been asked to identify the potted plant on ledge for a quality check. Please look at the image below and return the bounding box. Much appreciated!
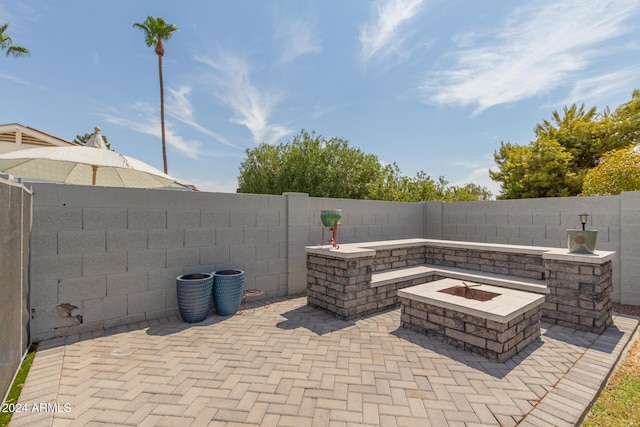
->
[567,213,598,254]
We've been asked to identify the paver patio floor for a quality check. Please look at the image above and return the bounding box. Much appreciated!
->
[12,295,639,427]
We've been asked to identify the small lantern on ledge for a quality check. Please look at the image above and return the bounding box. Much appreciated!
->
[567,213,598,254]
[579,213,589,231]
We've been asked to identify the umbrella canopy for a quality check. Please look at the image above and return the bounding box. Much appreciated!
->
[0,140,175,188]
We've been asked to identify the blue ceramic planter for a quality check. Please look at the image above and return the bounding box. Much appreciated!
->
[176,273,213,323]
[213,270,245,316]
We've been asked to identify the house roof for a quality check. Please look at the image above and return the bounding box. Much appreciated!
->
[0,123,76,149]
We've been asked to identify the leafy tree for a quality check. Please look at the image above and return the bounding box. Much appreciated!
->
[0,23,30,58]
[238,130,492,201]
[445,182,493,202]
[582,145,640,195]
[73,132,111,150]
[533,104,601,172]
[238,130,381,199]
[134,16,178,174]
[491,90,640,199]
[368,166,491,202]
[490,139,579,199]
[603,89,640,149]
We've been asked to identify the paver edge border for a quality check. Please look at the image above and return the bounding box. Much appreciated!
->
[522,315,640,426]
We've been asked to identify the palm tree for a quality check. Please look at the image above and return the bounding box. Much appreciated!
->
[133,16,178,174]
[0,23,30,58]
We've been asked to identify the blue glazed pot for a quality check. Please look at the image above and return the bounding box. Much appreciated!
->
[213,270,245,316]
[176,273,213,323]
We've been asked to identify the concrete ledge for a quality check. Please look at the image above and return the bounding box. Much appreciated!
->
[306,238,562,260]
[399,278,545,323]
[372,265,548,294]
[307,239,617,264]
[543,248,616,264]
[305,244,376,259]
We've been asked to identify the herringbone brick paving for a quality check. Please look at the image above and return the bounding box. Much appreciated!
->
[11,295,639,426]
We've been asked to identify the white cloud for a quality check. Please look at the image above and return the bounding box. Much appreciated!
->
[277,20,322,63]
[451,31,477,49]
[0,72,34,86]
[196,52,293,145]
[101,102,202,159]
[449,153,501,199]
[421,0,640,114]
[181,177,238,193]
[359,0,424,63]
[166,86,241,149]
[559,66,640,107]
[452,166,501,200]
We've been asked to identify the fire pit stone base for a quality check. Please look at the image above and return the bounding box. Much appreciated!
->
[399,279,544,362]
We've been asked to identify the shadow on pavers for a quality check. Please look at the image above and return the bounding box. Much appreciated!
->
[277,304,356,335]
[390,325,548,379]
[146,312,233,336]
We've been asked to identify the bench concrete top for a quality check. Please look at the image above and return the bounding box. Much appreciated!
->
[542,248,615,264]
[306,238,615,264]
[398,278,545,323]
[372,265,549,294]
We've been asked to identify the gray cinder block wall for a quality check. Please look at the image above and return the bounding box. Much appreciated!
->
[26,184,424,341]
[14,181,640,341]
[0,178,31,404]
[426,193,639,305]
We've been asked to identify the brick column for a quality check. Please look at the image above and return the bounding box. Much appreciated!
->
[543,251,615,334]
[306,249,374,320]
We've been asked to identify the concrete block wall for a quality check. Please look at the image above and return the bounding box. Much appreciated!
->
[620,192,640,305]
[17,180,640,340]
[0,178,31,403]
[426,194,639,304]
[26,185,425,340]
[28,184,289,341]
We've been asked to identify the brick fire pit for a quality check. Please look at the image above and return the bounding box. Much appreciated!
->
[398,278,545,362]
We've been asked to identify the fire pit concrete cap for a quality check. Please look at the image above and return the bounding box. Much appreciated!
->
[399,278,545,324]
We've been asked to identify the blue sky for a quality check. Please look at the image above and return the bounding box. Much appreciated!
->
[1,1,639,195]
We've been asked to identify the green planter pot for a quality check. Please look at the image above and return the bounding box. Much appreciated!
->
[567,229,598,254]
[176,273,213,323]
[320,209,342,227]
[213,270,245,316]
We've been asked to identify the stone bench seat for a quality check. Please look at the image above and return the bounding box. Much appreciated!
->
[306,238,615,332]
[371,265,548,295]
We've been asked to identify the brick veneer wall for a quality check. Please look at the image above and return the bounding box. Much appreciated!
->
[307,240,614,334]
[371,245,546,280]
[425,247,545,280]
[544,258,613,334]
[400,297,541,362]
[309,242,550,321]
[373,247,426,271]
[306,254,375,320]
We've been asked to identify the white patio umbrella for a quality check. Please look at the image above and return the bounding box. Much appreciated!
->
[0,128,176,188]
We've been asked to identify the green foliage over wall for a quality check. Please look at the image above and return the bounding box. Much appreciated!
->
[490,89,640,199]
[582,145,640,195]
[238,130,492,202]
